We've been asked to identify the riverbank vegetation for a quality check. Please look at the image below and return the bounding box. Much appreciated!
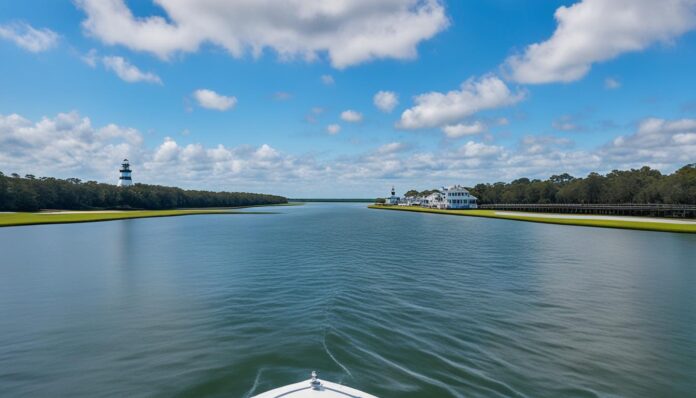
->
[368,205,696,234]
[400,164,696,205]
[0,209,278,228]
[0,171,287,211]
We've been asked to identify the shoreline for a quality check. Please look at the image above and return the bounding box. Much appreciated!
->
[368,205,696,234]
[0,204,296,228]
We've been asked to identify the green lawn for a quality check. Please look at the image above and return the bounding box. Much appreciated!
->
[0,208,279,228]
[368,205,696,234]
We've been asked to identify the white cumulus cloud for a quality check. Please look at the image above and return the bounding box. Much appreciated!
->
[398,75,525,129]
[193,89,237,111]
[75,0,449,69]
[102,56,162,84]
[340,110,363,123]
[504,0,696,84]
[0,111,143,178]
[603,117,696,168]
[377,142,409,155]
[0,22,58,52]
[373,91,399,113]
[0,111,326,192]
[326,124,341,135]
[442,122,486,138]
[2,111,694,196]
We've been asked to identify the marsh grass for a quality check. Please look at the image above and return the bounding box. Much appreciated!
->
[0,208,277,227]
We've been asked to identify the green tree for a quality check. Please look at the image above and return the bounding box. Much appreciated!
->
[583,172,605,203]
[0,172,287,211]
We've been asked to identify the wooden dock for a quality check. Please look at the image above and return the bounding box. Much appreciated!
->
[478,204,696,218]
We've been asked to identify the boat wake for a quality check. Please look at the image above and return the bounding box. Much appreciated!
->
[243,367,265,398]
[322,329,353,381]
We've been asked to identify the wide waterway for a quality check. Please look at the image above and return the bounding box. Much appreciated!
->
[1,203,694,397]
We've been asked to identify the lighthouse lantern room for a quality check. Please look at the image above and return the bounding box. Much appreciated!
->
[117,159,133,187]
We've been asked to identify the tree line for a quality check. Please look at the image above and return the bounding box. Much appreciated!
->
[0,172,287,211]
[401,164,696,205]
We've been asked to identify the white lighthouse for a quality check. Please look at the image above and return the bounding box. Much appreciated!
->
[385,186,400,205]
[117,159,133,187]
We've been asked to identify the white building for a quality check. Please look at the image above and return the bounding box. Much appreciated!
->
[385,186,400,205]
[419,192,443,208]
[117,158,133,187]
[399,196,423,206]
[384,184,477,209]
[422,185,477,209]
[441,185,477,209]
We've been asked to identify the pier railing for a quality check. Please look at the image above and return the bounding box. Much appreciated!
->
[478,203,696,218]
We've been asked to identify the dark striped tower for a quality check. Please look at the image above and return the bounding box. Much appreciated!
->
[117,159,133,187]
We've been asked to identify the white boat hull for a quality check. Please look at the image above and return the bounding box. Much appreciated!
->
[251,375,378,398]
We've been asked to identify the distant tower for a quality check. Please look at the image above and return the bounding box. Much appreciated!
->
[117,159,133,187]
[385,186,400,205]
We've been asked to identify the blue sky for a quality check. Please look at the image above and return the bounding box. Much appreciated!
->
[1,0,695,197]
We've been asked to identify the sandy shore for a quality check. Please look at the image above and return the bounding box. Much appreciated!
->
[495,212,696,225]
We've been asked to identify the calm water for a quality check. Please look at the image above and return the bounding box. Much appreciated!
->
[1,203,695,398]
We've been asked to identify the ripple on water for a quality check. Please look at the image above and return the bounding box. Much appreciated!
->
[0,203,694,397]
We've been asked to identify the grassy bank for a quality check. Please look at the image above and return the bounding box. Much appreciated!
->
[0,207,281,228]
[368,205,696,234]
